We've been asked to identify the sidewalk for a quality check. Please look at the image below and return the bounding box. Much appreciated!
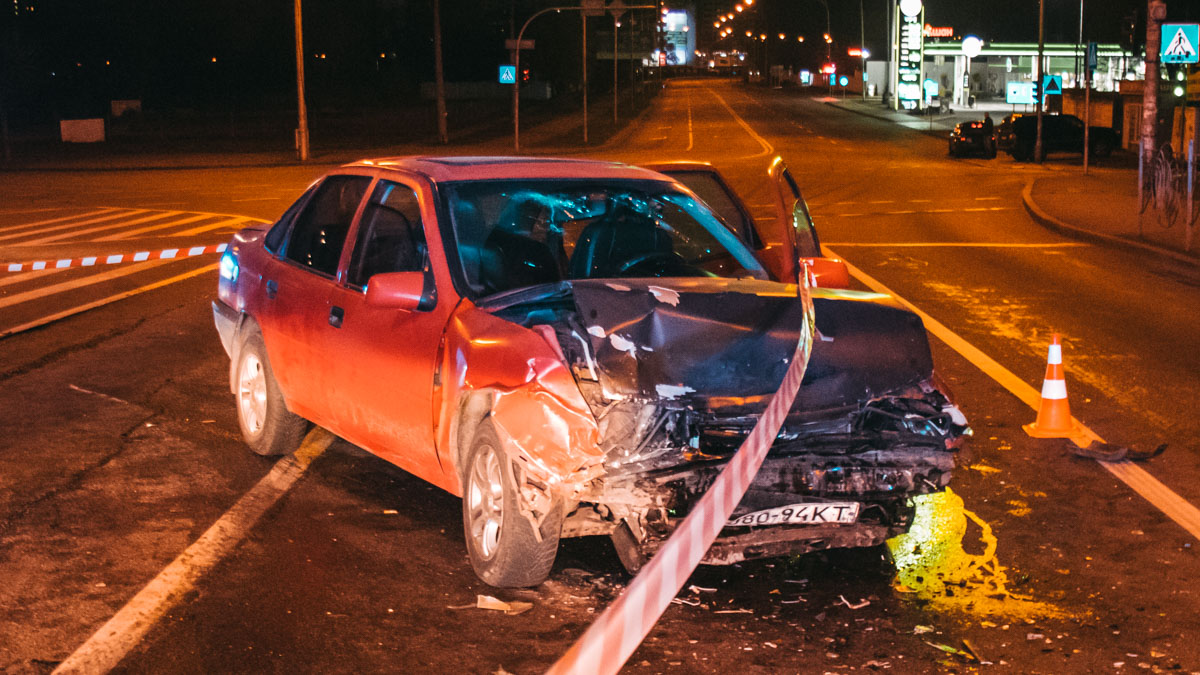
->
[827,96,1200,266]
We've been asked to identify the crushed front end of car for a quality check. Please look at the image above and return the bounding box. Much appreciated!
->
[478,277,969,571]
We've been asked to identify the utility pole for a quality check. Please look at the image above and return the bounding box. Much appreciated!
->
[860,0,867,100]
[1035,0,1045,163]
[293,0,310,161]
[433,0,448,144]
[583,14,589,144]
[1143,0,1167,169]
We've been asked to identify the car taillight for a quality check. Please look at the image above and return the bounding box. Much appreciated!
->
[219,249,239,283]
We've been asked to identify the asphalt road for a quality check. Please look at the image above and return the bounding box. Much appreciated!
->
[2,79,1199,674]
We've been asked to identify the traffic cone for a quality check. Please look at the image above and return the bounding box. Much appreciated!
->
[1023,334,1083,439]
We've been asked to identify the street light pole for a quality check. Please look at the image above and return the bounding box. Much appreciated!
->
[1035,0,1045,163]
[293,0,310,161]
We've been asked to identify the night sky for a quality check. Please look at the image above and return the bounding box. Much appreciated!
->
[5,0,1200,124]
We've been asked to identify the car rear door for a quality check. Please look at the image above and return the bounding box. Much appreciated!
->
[255,174,371,423]
[321,176,453,485]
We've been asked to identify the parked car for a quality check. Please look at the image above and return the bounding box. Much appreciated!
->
[997,113,1119,161]
[212,156,969,587]
[948,120,997,158]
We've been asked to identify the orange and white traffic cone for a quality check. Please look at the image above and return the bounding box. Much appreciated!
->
[1023,334,1083,439]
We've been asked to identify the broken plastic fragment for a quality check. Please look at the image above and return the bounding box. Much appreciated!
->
[647,285,681,306]
[608,333,638,357]
[605,283,632,292]
[475,595,533,615]
[587,325,606,338]
[655,383,696,399]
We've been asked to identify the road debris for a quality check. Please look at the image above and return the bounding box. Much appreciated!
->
[688,585,717,593]
[924,640,977,662]
[713,608,754,614]
[913,625,935,634]
[671,597,702,607]
[838,595,870,610]
[448,595,533,615]
[1068,441,1167,462]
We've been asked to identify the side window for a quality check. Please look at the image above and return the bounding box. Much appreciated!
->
[347,181,428,288]
[665,171,758,245]
[284,175,371,277]
[264,185,316,254]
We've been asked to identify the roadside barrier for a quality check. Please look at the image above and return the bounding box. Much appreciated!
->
[1023,333,1085,441]
[3,243,228,273]
[546,312,814,675]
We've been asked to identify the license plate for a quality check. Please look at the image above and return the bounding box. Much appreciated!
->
[727,502,860,527]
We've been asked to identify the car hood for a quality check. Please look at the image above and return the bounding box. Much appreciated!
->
[480,277,934,414]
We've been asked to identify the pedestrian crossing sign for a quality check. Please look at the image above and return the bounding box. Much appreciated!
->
[498,65,517,84]
[1162,24,1200,64]
[1042,74,1062,96]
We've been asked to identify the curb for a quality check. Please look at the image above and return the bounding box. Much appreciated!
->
[822,100,950,140]
[1021,179,1199,267]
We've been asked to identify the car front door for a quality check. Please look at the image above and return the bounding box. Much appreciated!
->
[255,174,371,423]
[322,177,452,486]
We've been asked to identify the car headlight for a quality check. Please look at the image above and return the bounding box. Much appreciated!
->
[219,249,239,283]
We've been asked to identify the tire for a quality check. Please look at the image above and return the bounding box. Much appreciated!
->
[234,328,307,456]
[462,419,562,587]
[1013,141,1033,162]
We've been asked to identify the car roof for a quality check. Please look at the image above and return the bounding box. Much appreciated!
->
[342,156,674,183]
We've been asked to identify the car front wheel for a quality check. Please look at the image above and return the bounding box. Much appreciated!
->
[462,419,562,587]
[234,328,307,456]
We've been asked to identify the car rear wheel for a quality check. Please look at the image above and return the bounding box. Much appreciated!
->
[462,419,562,587]
[234,328,307,456]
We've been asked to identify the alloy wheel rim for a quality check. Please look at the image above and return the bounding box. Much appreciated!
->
[237,352,267,435]
[468,445,504,561]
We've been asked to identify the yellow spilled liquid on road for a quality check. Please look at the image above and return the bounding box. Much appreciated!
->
[888,488,1077,621]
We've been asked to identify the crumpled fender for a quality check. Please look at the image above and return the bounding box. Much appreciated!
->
[439,303,603,494]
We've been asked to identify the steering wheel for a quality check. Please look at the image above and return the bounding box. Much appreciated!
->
[617,251,690,276]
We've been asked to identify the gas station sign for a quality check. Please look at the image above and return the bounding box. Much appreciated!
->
[895,0,924,110]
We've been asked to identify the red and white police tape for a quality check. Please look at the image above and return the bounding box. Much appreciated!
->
[547,298,816,675]
[3,243,228,273]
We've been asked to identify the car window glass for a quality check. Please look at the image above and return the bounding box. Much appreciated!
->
[284,175,370,277]
[660,171,756,244]
[347,181,428,288]
[791,200,820,257]
[445,180,766,298]
[264,185,316,254]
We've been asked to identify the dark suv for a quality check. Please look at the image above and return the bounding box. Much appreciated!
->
[997,113,1119,162]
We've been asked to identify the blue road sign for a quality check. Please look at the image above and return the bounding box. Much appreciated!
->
[1042,74,1063,96]
[498,65,516,84]
[1086,42,1099,71]
[838,75,849,87]
[1006,81,1036,105]
[1162,24,1200,64]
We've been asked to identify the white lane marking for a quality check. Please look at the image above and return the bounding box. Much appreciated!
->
[16,212,183,245]
[910,199,933,203]
[93,213,213,241]
[0,267,67,288]
[0,259,173,310]
[0,209,138,241]
[172,217,253,237]
[686,89,695,152]
[707,88,774,158]
[51,429,335,675]
[822,242,1088,248]
[0,263,218,338]
[868,200,894,204]
[229,197,286,202]
[826,207,1017,217]
[974,196,1002,200]
[825,247,1200,543]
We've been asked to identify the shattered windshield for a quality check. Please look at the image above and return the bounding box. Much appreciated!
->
[443,179,767,298]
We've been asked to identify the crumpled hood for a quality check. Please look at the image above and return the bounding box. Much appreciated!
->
[571,278,811,401]
[571,279,933,412]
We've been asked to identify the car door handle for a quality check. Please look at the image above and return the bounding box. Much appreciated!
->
[265,279,278,299]
[329,306,344,328]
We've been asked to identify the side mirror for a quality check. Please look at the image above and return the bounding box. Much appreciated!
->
[800,257,851,289]
[365,271,433,310]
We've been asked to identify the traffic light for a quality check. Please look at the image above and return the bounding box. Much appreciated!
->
[1031,80,1039,104]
